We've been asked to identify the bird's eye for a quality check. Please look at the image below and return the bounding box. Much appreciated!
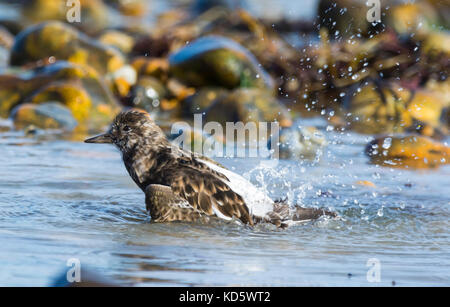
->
[123,125,131,132]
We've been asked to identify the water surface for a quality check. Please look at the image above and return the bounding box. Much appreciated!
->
[1,118,449,286]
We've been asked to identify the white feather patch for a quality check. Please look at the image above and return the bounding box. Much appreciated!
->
[200,160,274,218]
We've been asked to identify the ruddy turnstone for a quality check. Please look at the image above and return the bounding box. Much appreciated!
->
[85,110,336,227]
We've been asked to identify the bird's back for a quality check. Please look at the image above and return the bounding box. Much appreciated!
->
[148,152,257,224]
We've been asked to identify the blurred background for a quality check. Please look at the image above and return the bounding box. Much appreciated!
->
[0,0,448,149]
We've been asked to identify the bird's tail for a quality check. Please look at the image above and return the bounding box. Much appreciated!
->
[263,199,337,228]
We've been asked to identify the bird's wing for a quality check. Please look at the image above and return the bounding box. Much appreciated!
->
[165,165,254,225]
[176,153,229,181]
[145,184,207,223]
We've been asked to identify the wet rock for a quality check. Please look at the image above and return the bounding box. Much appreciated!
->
[0,74,27,118]
[222,88,291,127]
[402,87,448,139]
[406,90,446,128]
[184,87,291,127]
[0,18,24,37]
[317,0,387,38]
[99,30,135,55]
[199,9,301,97]
[24,124,38,136]
[444,107,450,130]
[426,0,450,29]
[344,82,447,137]
[131,57,169,81]
[190,0,244,16]
[21,0,110,35]
[166,78,196,103]
[422,31,450,57]
[293,28,449,119]
[10,21,125,75]
[11,102,77,131]
[169,35,273,89]
[131,34,172,58]
[426,79,450,108]
[183,87,229,115]
[343,83,410,134]
[0,61,120,128]
[278,126,327,160]
[52,266,118,287]
[365,135,450,169]
[387,2,439,35]
[122,76,168,113]
[30,82,91,120]
[110,65,138,98]
[405,121,446,141]
[149,8,299,101]
[30,81,118,129]
[105,0,148,17]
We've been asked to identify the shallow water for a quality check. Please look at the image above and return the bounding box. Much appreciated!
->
[1,117,449,286]
[0,0,449,287]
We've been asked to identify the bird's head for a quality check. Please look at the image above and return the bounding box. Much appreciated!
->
[84,109,167,153]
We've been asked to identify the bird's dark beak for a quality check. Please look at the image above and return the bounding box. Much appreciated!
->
[84,133,113,144]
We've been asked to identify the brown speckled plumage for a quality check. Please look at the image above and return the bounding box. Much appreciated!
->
[85,110,336,227]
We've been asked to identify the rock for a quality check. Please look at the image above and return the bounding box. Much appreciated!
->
[278,126,327,160]
[131,57,169,81]
[422,31,450,57]
[190,0,244,16]
[131,34,172,58]
[0,61,120,129]
[317,0,387,38]
[426,79,450,108]
[226,88,291,126]
[10,21,125,75]
[169,35,273,89]
[99,30,135,55]
[30,82,117,129]
[386,2,440,35]
[403,88,448,139]
[110,65,138,97]
[426,0,450,29]
[406,90,446,128]
[105,0,148,17]
[344,82,447,137]
[11,102,77,131]
[183,87,229,115]
[365,135,450,169]
[30,82,91,120]
[52,266,118,287]
[122,76,168,113]
[445,107,450,130]
[21,0,110,35]
[184,87,291,127]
